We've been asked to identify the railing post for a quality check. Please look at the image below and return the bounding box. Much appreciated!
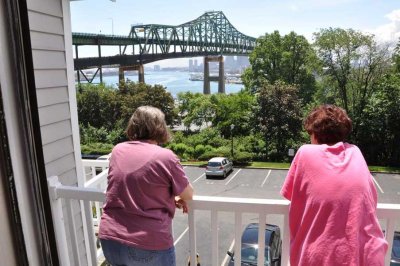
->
[188,203,197,266]
[47,176,71,266]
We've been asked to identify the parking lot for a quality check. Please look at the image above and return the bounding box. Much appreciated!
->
[172,166,400,266]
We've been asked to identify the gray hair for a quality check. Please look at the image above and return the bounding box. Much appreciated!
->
[125,106,170,144]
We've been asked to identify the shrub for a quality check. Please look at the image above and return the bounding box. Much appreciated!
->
[233,151,253,165]
[81,142,114,155]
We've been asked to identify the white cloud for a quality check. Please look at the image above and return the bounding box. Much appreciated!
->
[368,9,400,43]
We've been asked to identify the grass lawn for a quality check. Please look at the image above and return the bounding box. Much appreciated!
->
[181,161,400,173]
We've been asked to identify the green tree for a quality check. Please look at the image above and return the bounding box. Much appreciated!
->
[255,81,303,161]
[357,74,400,166]
[243,31,317,103]
[77,84,120,130]
[176,92,215,130]
[313,27,391,129]
[117,81,177,126]
[210,90,255,137]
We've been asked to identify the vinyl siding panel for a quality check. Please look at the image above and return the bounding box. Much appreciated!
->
[36,87,69,107]
[43,137,74,164]
[28,11,63,35]
[40,120,72,145]
[32,50,67,70]
[28,1,88,264]
[38,102,71,126]
[45,153,76,178]
[34,69,68,88]
[27,0,63,17]
[30,31,65,51]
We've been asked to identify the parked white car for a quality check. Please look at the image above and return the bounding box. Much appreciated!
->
[205,157,233,178]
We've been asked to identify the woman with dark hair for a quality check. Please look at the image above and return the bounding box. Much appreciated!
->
[99,106,193,266]
[281,104,387,266]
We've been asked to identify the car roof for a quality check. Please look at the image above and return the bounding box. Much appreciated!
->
[241,223,280,246]
[208,157,227,162]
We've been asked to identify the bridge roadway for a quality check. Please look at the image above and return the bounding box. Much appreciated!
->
[172,166,400,266]
[73,11,256,70]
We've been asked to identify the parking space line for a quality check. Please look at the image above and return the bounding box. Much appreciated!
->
[174,227,188,246]
[221,239,235,266]
[193,173,205,183]
[372,176,384,194]
[225,169,242,185]
[261,169,272,187]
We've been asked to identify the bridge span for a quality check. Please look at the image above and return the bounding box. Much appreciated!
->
[73,11,256,93]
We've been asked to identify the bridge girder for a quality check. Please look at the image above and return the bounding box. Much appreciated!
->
[73,11,256,70]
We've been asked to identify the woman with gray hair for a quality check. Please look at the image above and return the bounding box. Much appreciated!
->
[99,106,194,266]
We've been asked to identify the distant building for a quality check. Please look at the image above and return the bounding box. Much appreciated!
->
[189,59,194,72]
[154,65,161,71]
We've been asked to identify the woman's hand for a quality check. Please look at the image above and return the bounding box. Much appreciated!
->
[175,197,189,214]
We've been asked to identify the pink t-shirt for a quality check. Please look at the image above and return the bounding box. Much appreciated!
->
[281,142,387,266]
[99,141,190,250]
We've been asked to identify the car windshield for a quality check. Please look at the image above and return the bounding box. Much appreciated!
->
[241,246,270,265]
[208,162,221,167]
[393,237,400,258]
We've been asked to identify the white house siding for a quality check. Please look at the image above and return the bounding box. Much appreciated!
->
[27,0,88,265]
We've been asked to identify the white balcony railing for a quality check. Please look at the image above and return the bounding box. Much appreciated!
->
[47,160,400,266]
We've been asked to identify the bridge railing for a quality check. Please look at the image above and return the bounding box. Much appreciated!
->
[47,166,400,266]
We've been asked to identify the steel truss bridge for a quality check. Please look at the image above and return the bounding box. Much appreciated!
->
[73,11,256,93]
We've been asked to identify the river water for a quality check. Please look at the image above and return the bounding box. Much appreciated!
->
[82,71,244,98]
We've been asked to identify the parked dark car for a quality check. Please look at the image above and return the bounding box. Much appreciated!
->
[227,223,281,266]
[391,231,400,266]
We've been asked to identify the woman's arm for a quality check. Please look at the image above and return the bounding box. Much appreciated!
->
[175,183,194,213]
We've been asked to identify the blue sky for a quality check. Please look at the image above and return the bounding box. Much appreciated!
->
[70,0,400,66]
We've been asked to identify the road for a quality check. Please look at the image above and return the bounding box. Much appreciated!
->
[172,166,400,266]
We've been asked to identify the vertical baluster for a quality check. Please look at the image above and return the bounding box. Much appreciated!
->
[83,200,97,266]
[188,208,197,266]
[211,210,219,266]
[282,213,290,265]
[257,213,266,266]
[234,212,242,266]
[65,198,80,265]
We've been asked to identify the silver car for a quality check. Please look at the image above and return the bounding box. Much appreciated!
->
[205,157,233,178]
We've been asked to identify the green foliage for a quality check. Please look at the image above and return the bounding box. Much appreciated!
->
[77,83,120,130]
[117,80,178,126]
[243,30,317,103]
[356,73,400,166]
[313,27,391,121]
[232,151,253,165]
[81,142,114,155]
[256,81,303,161]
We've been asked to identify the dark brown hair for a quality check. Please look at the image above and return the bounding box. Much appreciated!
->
[304,104,352,144]
[125,106,171,144]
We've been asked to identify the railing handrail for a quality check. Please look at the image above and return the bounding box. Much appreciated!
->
[48,177,400,266]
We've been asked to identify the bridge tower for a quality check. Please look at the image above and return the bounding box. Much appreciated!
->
[203,56,225,94]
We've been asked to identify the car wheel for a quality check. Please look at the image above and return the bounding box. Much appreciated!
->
[205,175,209,179]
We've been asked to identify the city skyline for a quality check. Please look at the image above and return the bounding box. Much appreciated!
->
[70,0,400,67]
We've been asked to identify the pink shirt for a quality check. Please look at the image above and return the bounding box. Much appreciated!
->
[281,142,387,266]
[99,141,190,250]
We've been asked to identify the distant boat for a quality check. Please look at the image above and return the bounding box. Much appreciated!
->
[189,73,203,81]
[189,72,243,84]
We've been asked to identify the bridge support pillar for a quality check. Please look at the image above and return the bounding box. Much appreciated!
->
[203,55,225,94]
[138,64,145,83]
[119,65,145,83]
[119,68,125,82]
